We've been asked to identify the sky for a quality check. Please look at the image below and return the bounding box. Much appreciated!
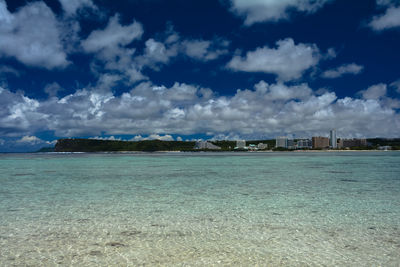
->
[1,0,400,151]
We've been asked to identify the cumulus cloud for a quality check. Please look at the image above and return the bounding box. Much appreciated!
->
[89,136,122,141]
[58,0,96,16]
[82,14,143,54]
[83,21,229,84]
[1,79,400,140]
[0,0,69,69]
[321,63,364,79]
[358,83,400,109]
[369,1,400,31]
[0,87,46,136]
[181,39,229,61]
[135,38,179,70]
[359,83,387,100]
[81,14,145,83]
[136,30,229,70]
[17,135,46,145]
[228,0,332,25]
[131,134,175,141]
[227,38,321,81]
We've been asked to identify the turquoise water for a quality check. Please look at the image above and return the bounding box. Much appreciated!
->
[0,152,399,266]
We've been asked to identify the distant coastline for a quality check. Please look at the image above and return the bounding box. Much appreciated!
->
[41,150,399,154]
[50,138,400,153]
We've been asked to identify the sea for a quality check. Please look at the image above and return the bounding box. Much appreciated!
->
[0,151,399,266]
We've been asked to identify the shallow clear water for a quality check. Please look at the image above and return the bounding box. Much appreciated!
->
[0,152,399,266]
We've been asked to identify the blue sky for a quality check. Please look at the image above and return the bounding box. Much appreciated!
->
[1,0,400,151]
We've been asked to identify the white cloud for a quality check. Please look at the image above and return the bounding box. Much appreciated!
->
[358,83,400,109]
[369,6,400,31]
[359,83,387,99]
[82,14,145,83]
[90,136,122,141]
[0,0,69,69]
[58,0,96,16]
[229,0,331,25]
[0,87,46,136]
[227,38,321,81]
[130,134,175,141]
[321,63,364,79]
[82,14,143,54]
[17,135,45,145]
[369,1,400,31]
[181,39,229,61]
[1,79,400,139]
[148,134,174,141]
[135,38,179,70]
[83,22,228,84]
[136,30,229,71]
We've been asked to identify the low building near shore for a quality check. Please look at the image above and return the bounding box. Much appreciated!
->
[236,140,246,149]
[257,143,268,150]
[296,139,312,149]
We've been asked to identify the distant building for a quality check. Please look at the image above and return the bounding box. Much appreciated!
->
[276,136,288,148]
[296,139,312,149]
[248,144,257,151]
[339,138,367,148]
[287,139,295,149]
[194,141,221,150]
[236,140,246,149]
[312,136,329,149]
[330,129,337,148]
[257,143,268,150]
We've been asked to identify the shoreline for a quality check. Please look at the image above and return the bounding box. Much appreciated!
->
[29,149,399,154]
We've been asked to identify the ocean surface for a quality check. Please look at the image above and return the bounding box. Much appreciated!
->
[0,152,399,266]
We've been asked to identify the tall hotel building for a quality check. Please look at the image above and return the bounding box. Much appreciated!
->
[312,136,329,149]
[276,137,288,148]
[330,129,337,148]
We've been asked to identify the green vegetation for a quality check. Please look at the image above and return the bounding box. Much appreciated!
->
[367,138,400,150]
[53,138,400,152]
[55,138,277,152]
[55,139,196,152]
[35,147,55,152]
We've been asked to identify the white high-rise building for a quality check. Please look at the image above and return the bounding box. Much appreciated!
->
[330,129,337,148]
[276,136,288,148]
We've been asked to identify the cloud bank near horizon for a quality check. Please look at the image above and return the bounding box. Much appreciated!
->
[1,80,399,143]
